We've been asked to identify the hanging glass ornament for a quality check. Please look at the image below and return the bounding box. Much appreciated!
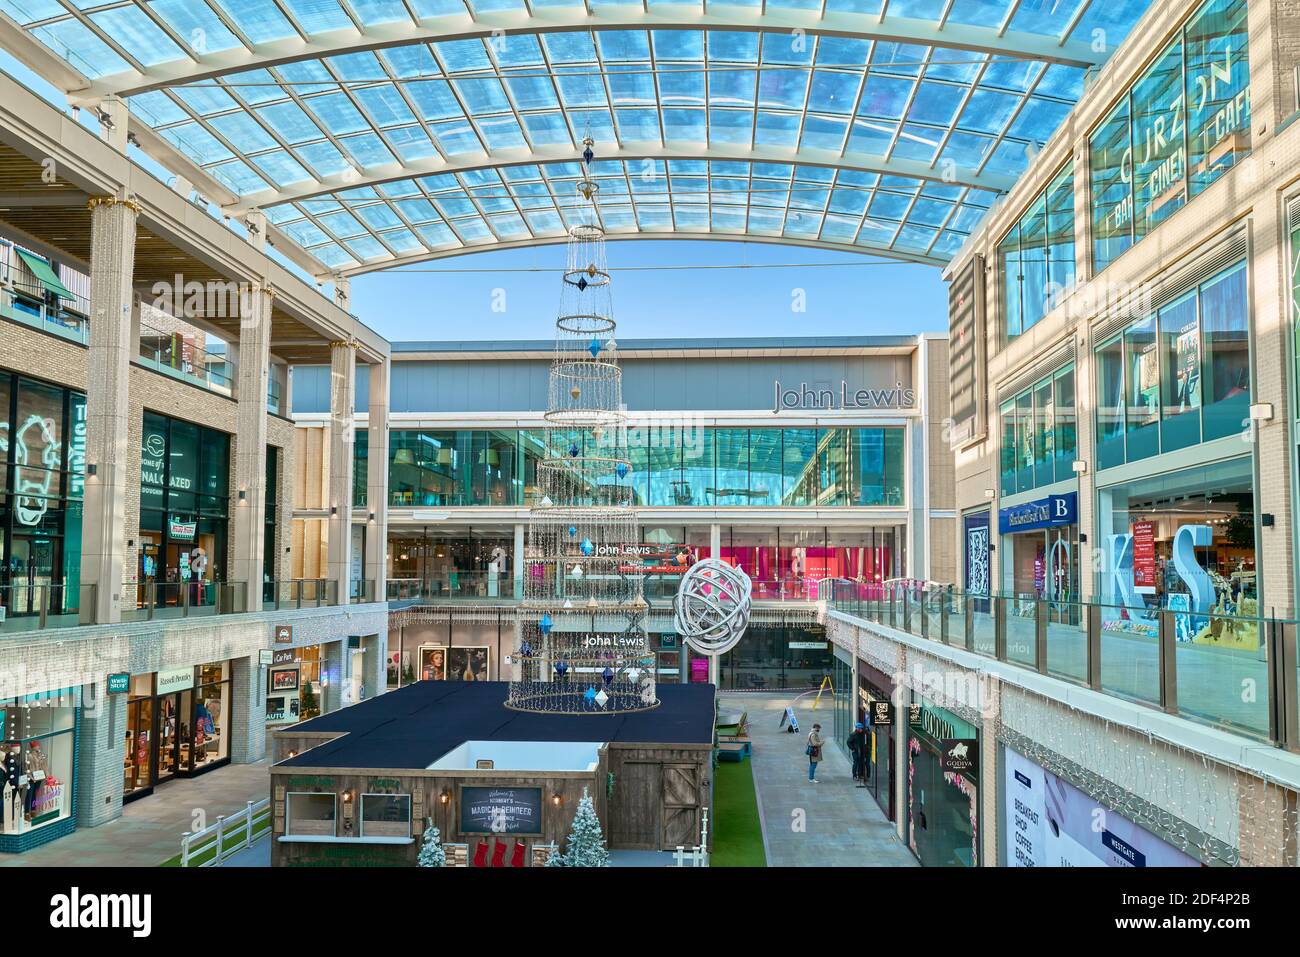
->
[602,667,614,686]
[615,462,629,480]
[555,661,569,678]
[570,386,581,400]
[568,525,577,538]
[520,640,533,657]
[568,443,580,458]
[539,613,552,635]
[583,686,597,704]
[580,538,594,556]
[588,338,601,358]
[594,689,609,708]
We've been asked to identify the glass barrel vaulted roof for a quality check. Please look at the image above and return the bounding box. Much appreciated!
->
[0,0,1154,273]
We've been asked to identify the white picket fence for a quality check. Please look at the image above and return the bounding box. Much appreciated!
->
[180,798,272,867]
[672,807,710,867]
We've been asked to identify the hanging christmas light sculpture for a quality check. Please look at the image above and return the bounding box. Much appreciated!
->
[506,137,657,714]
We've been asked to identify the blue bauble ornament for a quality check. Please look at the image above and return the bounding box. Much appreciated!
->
[580,538,594,556]
[588,338,601,358]
[539,613,552,635]
[615,462,629,480]
[568,525,577,538]
[569,443,580,458]
[583,686,597,703]
[555,660,569,677]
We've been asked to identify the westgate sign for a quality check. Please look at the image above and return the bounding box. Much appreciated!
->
[773,380,916,413]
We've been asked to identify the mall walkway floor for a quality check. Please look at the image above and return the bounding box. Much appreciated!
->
[0,761,270,867]
[724,692,916,867]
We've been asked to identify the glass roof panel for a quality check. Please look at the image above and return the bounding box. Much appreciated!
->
[13,1,1155,269]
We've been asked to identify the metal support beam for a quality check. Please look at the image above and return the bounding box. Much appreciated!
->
[234,142,1011,213]
[89,12,1105,97]
[334,230,946,277]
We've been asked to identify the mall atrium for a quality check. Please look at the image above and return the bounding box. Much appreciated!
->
[0,0,1293,899]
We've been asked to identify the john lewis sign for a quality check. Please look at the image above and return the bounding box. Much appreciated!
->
[773,380,915,413]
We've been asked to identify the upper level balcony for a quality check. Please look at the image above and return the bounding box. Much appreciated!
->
[827,581,1299,751]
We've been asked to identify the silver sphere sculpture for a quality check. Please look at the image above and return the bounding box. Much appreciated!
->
[672,559,753,657]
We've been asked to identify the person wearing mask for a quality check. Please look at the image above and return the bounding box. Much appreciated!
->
[806,723,824,783]
[848,722,868,788]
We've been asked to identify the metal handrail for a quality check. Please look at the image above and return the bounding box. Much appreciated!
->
[827,582,1299,752]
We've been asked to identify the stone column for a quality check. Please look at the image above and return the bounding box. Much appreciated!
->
[76,680,126,827]
[81,195,140,624]
[229,655,267,763]
[365,359,390,601]
[362,632,387,701]
[232,284,274,610]
[321,640,345,714]
[894,647,908,842]
[96,96,128,152]
[327,341,357,603]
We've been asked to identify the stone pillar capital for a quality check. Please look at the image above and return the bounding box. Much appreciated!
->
[86,195,142,215]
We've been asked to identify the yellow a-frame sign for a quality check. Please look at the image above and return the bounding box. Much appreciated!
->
[811,676,834,710]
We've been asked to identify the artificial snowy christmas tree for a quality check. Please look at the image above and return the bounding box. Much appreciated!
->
[555,787,609,867]
[417,819,445,868]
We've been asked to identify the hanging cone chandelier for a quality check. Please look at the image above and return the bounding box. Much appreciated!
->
[506,138,657,715]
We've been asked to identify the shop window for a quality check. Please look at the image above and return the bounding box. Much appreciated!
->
[1090,99,1133,273]
[360,794,411,837]
[286,793,336,837]
[1089,0,1250,274]
[1094,259,1249,469]
[1184,0,1251,198]
[998,364,1077,496]
[1200,262,1250,441]
[0,370,86,618]
[1052,367,1076,481]
[1000,164,1074,339]
[1124,316,1160,462]
[0,698,76,835]
[1131,39,1187,243]
[1096,455,1256,627]
[1158,290,1202,452]
[352,429,368,508]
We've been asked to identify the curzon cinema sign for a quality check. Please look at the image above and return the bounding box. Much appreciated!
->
[772,379,915,413]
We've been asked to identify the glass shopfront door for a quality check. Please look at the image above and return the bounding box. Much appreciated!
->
[5,536,57,616]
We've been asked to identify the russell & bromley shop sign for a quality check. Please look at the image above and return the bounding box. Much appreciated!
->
[773,379,916,413]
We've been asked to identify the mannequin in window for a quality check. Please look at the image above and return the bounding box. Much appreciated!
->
[24,741,47,819]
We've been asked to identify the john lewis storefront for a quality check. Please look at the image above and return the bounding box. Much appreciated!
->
[296,335,955,677]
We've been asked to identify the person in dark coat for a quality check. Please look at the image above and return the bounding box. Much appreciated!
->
[848,722,869,788]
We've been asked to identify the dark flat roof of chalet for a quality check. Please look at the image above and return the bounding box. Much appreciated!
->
[275,680,715,771]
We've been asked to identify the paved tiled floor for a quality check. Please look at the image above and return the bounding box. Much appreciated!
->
[0,761,270,867]
[724,692,916,867]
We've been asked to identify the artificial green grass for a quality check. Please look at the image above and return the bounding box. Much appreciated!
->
[159,813,273,867]
[711,758,766,868]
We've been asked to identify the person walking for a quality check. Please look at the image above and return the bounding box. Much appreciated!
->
[806,723,824,783]
[848,722,868,788]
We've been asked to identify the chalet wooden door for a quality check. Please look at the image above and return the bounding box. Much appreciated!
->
[661,764,699,850]
[610,762,661,850]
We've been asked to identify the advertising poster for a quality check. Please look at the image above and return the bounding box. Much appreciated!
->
[1003,748,1200,867]
[1132,521,1157,593]
[459,786,542,834]
[690,657,710,683]
[418,645,446,681]
[447,646,489,681]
